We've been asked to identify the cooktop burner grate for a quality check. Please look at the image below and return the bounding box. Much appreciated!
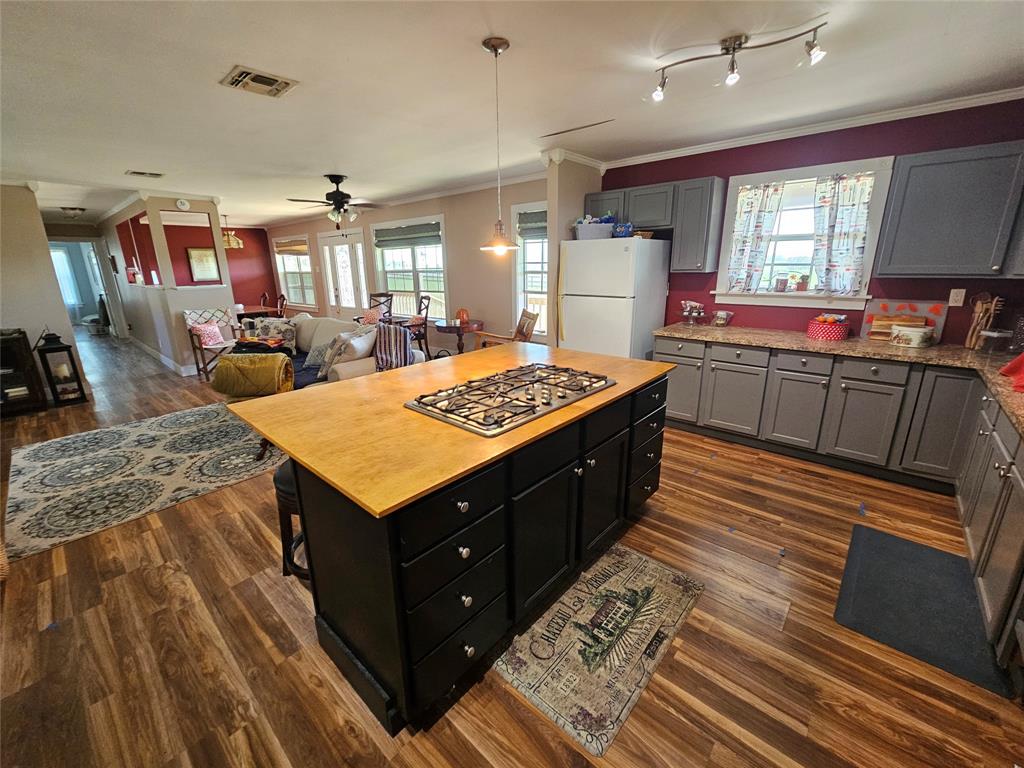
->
[405,363,616,436]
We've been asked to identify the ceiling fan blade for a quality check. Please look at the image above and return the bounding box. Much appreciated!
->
[287,198,331,205]
[349,200,385,209]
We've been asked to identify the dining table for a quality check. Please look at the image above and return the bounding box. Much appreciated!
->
[433,319,484,354]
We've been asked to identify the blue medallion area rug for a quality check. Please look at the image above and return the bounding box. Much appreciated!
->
[494,544,704,757]
[4,404,284,560]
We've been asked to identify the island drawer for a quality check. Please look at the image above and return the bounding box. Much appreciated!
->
[838,358,909,385]
[412,593,510,708]
[710,344,770,368]
[775,350,833,375]
[632,405,666,448]
[510,422,580,493]
[630,432,664,484]
[632,377,668,420]
[627,463,661,520]
[406,547,507,663]
[401,506,506,608]
[583,396,631,451]
[398,462,506,559]
[654,337,705,358]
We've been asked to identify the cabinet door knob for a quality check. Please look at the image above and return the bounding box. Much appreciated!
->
[643,485,653,492]
[457,546,471,559]
[575,467,584,477]
[999,468,1008,478]
[991,265,1000,272]
[677,343,684,350]
[652,393,661,400]
[587,458,597,468]
[801,358,808,365]
[710,363,717,370]
[649,420,658,428]
[735,350,742,358]
[455,500,470,514]
[840,383,847,390]
[870,366,879,374]
[979,429,990,436]
[463,644,476,659]
[460,594,473,608]
[981,395,990,402]
[820,380,828,389]
[646,452,656,459]
[993,461,1001,470]
[696,362,702,369]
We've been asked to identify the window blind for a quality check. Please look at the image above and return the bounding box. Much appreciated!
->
[374,221,442,249]
[517,210,547,240]
[273,237,309,255]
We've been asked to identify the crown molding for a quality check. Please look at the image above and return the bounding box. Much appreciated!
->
[602,86,1024,171]
[541,148,605,173]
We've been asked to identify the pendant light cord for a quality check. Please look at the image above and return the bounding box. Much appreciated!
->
[494,49,502,223]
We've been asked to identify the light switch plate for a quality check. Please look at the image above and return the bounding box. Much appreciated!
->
[949,288,966,307]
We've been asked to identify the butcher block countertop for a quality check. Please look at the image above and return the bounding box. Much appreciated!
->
[229,343,673,518]
[654,322,1024,433]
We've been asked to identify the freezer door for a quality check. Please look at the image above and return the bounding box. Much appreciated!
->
[559,295,634,357]
[560,239,636,298]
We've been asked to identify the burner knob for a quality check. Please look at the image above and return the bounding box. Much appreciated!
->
[525,389,535,400]
[556,389,566,399]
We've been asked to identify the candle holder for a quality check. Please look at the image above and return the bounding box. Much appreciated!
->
[34,331,87,406]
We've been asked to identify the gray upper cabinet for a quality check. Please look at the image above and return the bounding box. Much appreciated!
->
[657,354,702,423]
[760,369,830,450]
[698,360,767,436]
[625,184,675,228]
[584,191,625,221]
[900,368,979,478]
[874,141,1024,276]
[671,177,726,273]
[975,462,1024,641]
[822,378,905,466]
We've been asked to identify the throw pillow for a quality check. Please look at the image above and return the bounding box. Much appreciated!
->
[253,318,297,354]
[316,325,377,380]
[359,307,383,325]
[191,322,225,348]
[304,341,330,370]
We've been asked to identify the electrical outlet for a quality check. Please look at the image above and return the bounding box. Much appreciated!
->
[949,288,966,307]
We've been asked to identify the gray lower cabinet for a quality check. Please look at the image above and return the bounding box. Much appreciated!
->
[821,378,904,466]
[625,184,675,228]
[670,177,725,273]
[965,431,1012,564]
[958,413,993,521]
[760,370,829,450]
[975,463,1024,641]
[900,368,979,478]
[698,361,767,436]
[656,354,702,423]
[584,191,624,221]
[874,140,1024,276]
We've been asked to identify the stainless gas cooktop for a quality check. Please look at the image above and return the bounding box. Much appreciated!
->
[405,363,616,436]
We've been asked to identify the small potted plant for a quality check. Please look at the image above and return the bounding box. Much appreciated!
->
[796,274,810,292]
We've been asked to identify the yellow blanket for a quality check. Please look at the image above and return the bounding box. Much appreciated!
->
[212,353,294,397]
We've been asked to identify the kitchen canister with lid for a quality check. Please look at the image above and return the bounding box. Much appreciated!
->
[889,324,934,348]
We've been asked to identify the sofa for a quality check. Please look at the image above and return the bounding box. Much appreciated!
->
[290,314,426,388]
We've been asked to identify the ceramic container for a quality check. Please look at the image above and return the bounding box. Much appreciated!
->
[890,324,934,348]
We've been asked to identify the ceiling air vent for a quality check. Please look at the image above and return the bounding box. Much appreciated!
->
[220,65,297,98]
[125,169,164,178]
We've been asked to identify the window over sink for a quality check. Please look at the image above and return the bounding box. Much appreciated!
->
[714,157,894,310]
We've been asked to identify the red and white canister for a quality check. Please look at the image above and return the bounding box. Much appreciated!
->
[806,320,850,341]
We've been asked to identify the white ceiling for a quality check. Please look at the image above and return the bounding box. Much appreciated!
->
[3,1,1022,226]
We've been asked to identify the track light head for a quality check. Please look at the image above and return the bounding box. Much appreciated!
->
[725,54,740,86]
[805,30,826,65]
[651,72,667,102]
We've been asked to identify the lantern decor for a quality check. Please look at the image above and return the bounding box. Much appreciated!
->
[34,331,87,406]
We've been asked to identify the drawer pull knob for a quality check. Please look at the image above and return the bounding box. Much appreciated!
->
[993,462,1001,470]
[575,467,584,477]
[457,546,471,559]
[643,484,653,492]
[991,265,1000,272]
[696,262,703,268]
[710,364,717,370]
[463,644,476,659]
[735,350,742,358]
[870,366,879,374]
[840,383,847,390]
[820,380,827,389]
[587,458,597,468]
[649,420,658,428]
[999,468,1008,478]
[646,452,656,459]
[460,594,473,608]
[651,393,661,400]
[981,395,990,402]
[979,429,990,436]
[455,500,470,514]
[801,358,808,365]
[696,362,702,369]
[677,343,684,350]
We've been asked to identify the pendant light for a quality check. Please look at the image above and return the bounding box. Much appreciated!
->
[480,36,517,256]
[221,215,244,250]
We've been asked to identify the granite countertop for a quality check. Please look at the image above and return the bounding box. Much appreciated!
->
[654,322,1024,434]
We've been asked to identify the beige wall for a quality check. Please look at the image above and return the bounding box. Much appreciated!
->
[266,178,546,352]
[44,221,101,239]
[0,184,88,392]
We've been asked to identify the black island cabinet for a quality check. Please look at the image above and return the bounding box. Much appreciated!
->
[292,376,668,733]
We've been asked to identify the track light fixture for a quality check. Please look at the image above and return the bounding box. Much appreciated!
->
[650,19,827,99]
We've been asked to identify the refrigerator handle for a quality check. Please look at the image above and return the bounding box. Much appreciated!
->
[556,255,565,343]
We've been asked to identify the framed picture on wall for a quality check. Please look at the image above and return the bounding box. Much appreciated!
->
[187,248,220,282]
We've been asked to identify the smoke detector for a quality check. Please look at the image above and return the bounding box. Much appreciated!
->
[220,65,298,98]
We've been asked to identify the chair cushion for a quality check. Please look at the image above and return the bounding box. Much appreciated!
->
[360,307,383,325]
[192,322,225,347]
[253,318,297,353]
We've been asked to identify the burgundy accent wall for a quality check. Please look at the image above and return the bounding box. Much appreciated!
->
[603,99,1024,345]
[224,228,276,306]
[120,213,160,285]
[164,224,219,286]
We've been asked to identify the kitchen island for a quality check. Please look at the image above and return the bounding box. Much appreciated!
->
[229,343,673,732]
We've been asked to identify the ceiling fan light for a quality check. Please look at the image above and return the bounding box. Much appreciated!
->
[60,206,86,220]
[725,53,740,86]
[480,220,517,256]
[326,208,344,224]
[651,72,667,102]
[805,31,826,65]
[348,211,359,222]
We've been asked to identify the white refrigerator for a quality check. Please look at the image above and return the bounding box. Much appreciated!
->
[557,238,670,359]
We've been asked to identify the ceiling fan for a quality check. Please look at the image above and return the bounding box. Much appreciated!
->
[287,173,383,229]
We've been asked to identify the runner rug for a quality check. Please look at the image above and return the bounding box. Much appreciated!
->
[494,544,704,757]
[4,403,283,560]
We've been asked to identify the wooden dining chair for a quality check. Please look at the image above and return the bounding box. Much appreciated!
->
[355,292,394,323]
[476,310,539,349]
[276,293,288,317]
[402,295,432,359]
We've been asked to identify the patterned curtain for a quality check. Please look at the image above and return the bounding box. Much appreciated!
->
[727,183,785,292]
[812,173,875,295]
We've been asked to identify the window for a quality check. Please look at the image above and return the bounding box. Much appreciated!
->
[373,220,446,319]
[272,236,316,306]
[715,158,894,309]
[514,206,548,335]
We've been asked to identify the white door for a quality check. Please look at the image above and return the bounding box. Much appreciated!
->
[559,295,634,357]
[559,239,636,298]
[319,231,369,319]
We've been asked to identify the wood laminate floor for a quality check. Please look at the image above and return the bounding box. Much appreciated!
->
[2,331,1022,767]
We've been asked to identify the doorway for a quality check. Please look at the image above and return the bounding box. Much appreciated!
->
[318,230,369,320]
[47,237,128,338]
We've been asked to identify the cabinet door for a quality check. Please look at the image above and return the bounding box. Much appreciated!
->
[698,361,767,436]
[625,184,675,228]
[584,191,625,221]
[760,370,830,450]
[958,415,992,522]
[822,379,904,465]
[511,462,579,620]
[659,355,702,423]
[975,464,1024,641]
[965,432,1012,564]
[579,431,629,558]
[900,368,979,478]
[874,141,1024,276]
[670,177,723,273]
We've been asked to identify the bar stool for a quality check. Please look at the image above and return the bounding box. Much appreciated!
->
[273,462,309,580]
